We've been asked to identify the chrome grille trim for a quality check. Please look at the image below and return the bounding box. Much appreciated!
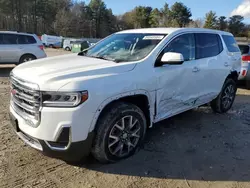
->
[10,73,41,127]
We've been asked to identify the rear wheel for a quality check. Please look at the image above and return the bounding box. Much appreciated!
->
[92,102,147,163]
[210,78,237,113]
[65,47,70,51]
[19,54,36,64]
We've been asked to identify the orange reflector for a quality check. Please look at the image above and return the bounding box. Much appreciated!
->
[81,91,88,103]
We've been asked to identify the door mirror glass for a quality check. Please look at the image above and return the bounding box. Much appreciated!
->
[161,52,184,65]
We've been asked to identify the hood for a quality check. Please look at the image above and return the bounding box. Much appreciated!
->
[12,54,136,91]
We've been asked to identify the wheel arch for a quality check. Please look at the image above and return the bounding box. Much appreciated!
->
[89,90,154,132]
[226,70,238,83]
[19,53,37,63]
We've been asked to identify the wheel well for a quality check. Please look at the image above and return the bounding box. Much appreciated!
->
[19,53,37,61]
[227,71,238,83]
[98,95,151,128]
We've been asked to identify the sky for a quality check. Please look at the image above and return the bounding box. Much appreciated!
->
[84,0,250,22]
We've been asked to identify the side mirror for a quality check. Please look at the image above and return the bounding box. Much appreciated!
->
[161,52,184,65]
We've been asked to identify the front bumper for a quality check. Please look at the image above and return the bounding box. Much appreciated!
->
[9,112,95,162]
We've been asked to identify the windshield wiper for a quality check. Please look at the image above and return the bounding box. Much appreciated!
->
[87,55,119,62]
[78,53,122,63]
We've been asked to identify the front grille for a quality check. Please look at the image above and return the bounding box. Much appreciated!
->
[10,74,41,127]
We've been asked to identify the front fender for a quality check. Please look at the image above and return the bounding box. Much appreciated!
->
[88,89,155,132]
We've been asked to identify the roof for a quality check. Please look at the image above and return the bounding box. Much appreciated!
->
[117,27,232,36]
[0,31,36,36]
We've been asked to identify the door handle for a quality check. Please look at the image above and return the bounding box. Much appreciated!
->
[192,67,200,72]
[224,62,229,67]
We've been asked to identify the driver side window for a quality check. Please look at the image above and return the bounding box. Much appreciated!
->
[163,34,195,61]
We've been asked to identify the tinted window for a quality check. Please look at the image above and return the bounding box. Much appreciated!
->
[196,33,220,59]
[163,34,195,61]
[239,45,249,54]
[222,35,240,52]
[17,35,28,44]
[27,36,36,44]
[0,34,3,44]
[17,35,36,44]
[2,34,18,44]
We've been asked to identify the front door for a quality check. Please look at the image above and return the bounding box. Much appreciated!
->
[154,33,203,121]
[0,33,21,63]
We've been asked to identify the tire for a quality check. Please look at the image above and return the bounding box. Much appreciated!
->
[210,78,237,113]
[65,47,70,51]
[92,102,147,163]
[19,54,36,64]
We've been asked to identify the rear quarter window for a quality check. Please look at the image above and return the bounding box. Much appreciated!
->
[222,35,240,52]
[27,36,37,44]
[239,45,249,55]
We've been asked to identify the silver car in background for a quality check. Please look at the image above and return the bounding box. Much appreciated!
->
[238,44,250,89]
[0,31,46,64]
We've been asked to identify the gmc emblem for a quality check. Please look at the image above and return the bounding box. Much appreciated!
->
[11,89,17,95]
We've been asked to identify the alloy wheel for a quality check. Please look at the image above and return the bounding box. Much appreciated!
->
[108,115,141,157]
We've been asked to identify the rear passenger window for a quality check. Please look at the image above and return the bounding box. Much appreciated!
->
[163,34,195,61]
[195,33,221,59]
[17,35,36,44]
[222,35,240,52]
[2,34,18,44]
[17,35,28,44]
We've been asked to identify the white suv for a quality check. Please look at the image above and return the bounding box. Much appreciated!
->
[0,31,46,64]
[9,28,241,163]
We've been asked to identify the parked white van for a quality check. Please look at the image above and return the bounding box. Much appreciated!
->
[41,34,63,48]
[9,28,241,163]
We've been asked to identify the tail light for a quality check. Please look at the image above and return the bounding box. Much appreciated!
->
[38,45,44,51]
[242,69,247,76]
[242,55,250,62]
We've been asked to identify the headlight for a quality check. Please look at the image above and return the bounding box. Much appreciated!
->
[42,91,88,107]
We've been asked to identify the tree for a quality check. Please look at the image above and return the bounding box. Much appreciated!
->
[216,16,228,31]
[204,11,217,29]
[132,6,152,28]
[187,18,204,28]
[149,8,161,27]
[169,2,192,27]
[228,15,245,37]
[161,3,172,27]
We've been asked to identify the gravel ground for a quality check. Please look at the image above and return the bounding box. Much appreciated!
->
[1,49,250,188]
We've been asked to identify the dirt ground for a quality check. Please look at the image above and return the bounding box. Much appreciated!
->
[1,49,250,188]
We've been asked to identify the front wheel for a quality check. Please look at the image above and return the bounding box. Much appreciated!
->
[210,78,237,113]
[92,102,147,163]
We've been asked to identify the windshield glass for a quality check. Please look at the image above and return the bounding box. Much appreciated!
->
[80,33,166,62]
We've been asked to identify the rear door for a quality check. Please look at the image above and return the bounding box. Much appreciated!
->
[194,33,227,103]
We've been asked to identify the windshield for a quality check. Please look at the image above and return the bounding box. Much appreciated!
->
[80,33,166,62]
